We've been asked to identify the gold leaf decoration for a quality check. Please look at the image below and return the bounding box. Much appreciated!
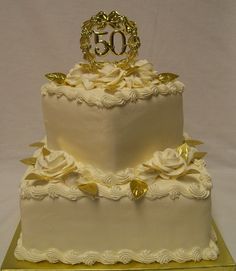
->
[78,183,98,197]
[20,157,37,166]
[125,66,139,77]
[42,147,50,156]
[178,168,201,178]
[185,139,203,146]
[177,143,191,162]
[45,73,67,84]
[185,168,201,175]
[25,173,47,181]
[193,152,207,159]
[130,180,148,200]
[29,141,45,148]
[156,73,179,84]
[105,84,119,93]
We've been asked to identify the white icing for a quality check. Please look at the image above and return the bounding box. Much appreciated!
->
[21,176,211,201]
[34,150,76,182]
[66,60,159,90]
[14,228,218,265]
[21,144,212,201]
[143,147,196,179]
[43,92,184,172]
[41,60,184,109]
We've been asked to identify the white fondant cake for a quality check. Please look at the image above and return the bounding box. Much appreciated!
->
[15,11,219,266]
[42,60,184,172]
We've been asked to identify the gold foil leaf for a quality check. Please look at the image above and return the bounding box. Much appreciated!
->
[45,73,66,84]
[25,173,47,181]
[125,66,139,76]
[178,168,201,178]
[78,183,98,197]
[130,180,148,200]
[156,73,179,84]
[185,139,204,146]
[193,152,207,159]
[29,141,45,148]
[42,147,50,156]
[177,143,191,162]
[20,157,37,166]
[185,168,201,175]
[105,84,119,93]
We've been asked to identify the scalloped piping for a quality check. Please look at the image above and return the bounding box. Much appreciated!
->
[21,135,212,201]
[21,177,211,201]
[14,228,218,265]
[41,80,184,109]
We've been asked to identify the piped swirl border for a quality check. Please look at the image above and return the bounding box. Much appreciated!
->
[15,228,218,265]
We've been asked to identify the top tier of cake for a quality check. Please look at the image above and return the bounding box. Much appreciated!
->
[41,60,184,172]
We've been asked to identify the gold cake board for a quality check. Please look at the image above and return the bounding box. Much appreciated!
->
[1,222,235,271]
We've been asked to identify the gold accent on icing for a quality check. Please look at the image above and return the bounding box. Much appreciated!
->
[130,180,148,200]
[29,142,45,148]
[42,147,50,156]
[185,168,201,174]
[80,11,140,69]
[185,139,204,146]
[178,168,201,178]
[20,157,37,166]
[193,152,207,159]
[177,143,191,162]
[45,73,66,84]
[25,173,48,181]
[78,183,98,197]
[156,73,179,84]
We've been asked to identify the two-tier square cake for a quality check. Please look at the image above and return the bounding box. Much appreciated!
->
[14,11,219,265]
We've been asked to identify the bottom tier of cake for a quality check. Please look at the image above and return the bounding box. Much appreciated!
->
[15,195,218,265]
[14,140,219,265]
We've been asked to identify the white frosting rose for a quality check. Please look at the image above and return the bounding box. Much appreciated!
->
[42,59,185,108]
[34,150,77,182]
[65,60,159,92]
[145,148,187,179]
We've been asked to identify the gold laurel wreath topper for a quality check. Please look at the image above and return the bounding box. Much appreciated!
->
[80,11,141,69]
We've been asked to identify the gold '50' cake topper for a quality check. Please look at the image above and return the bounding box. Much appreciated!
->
[80,11,141,69]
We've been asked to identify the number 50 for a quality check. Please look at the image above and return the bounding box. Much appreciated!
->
[93,30,127,56]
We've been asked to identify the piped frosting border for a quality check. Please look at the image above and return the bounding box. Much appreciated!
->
[15,228,218,265]
[41,60,184,109]
[20,138,212,201]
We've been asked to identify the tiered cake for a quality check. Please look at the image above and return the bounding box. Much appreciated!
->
[14,11,219,265]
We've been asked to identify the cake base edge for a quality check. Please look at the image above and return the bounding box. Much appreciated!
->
[3,222,235,270]
[14,227,218,265]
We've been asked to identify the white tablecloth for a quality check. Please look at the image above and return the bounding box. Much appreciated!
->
[0,0,235,264]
